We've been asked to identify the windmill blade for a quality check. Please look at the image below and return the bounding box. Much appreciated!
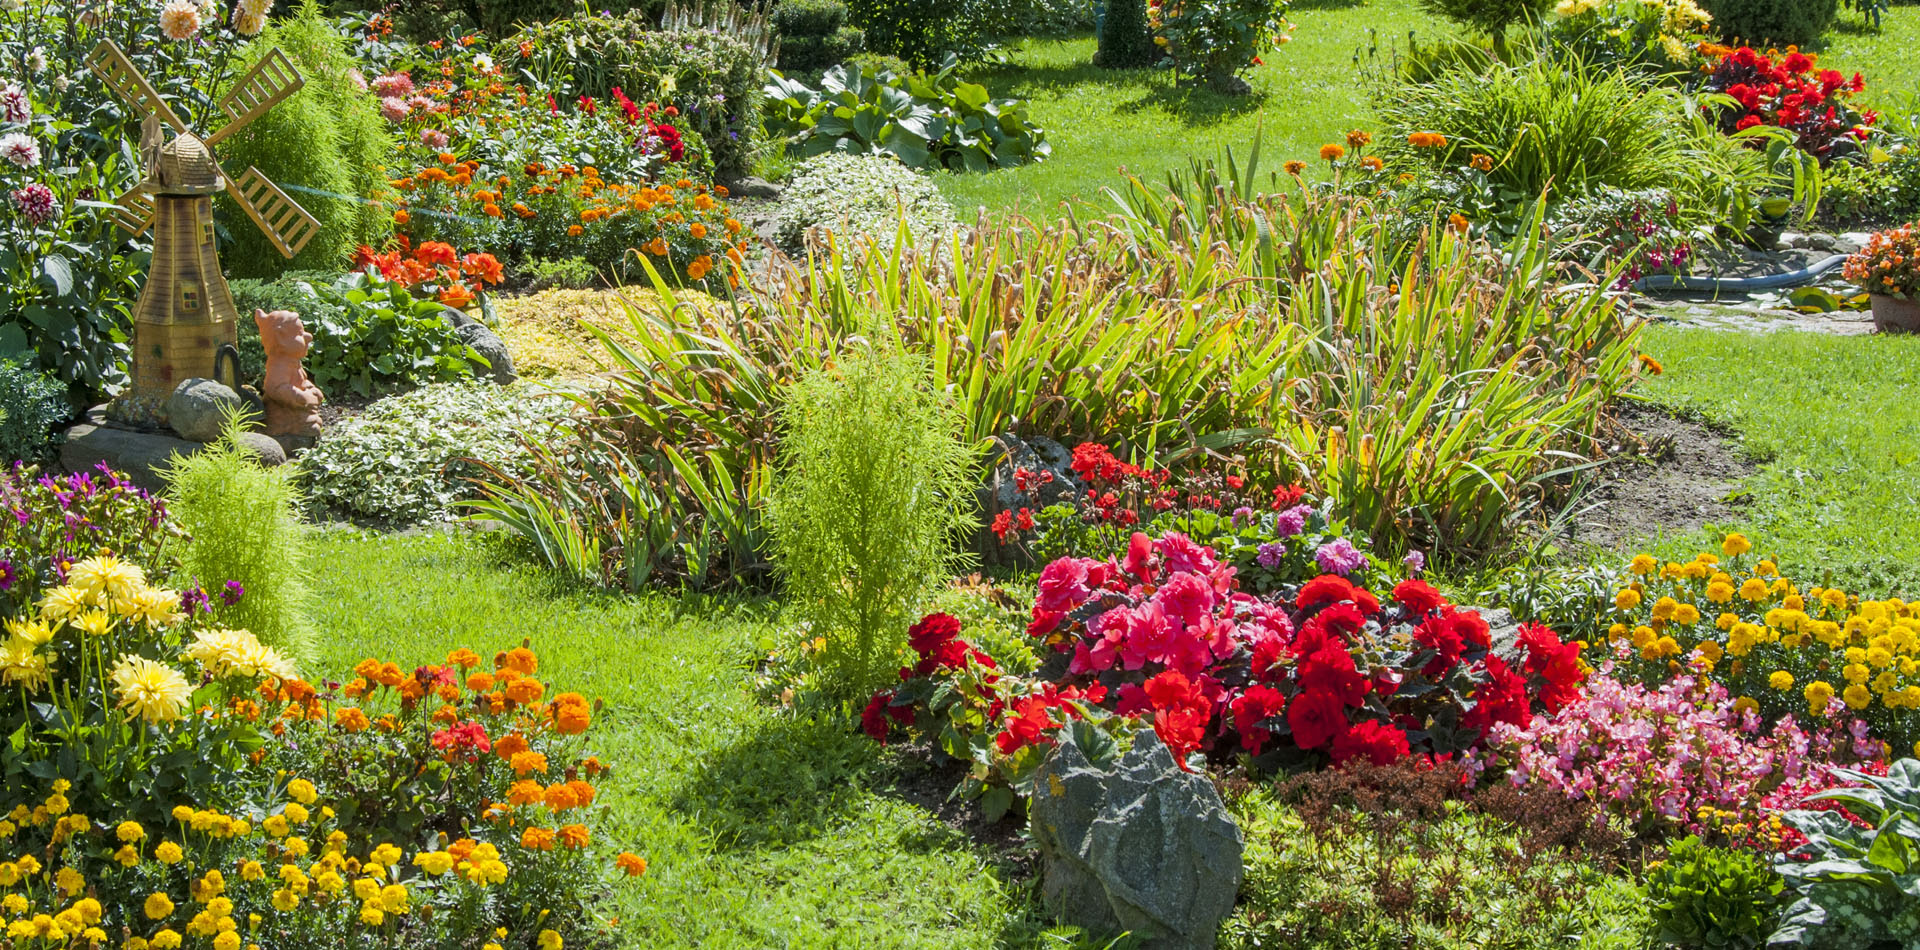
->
[110,185,155,235]
[204,48,305,149]
[227,166,320,259]
[85,40,188,134]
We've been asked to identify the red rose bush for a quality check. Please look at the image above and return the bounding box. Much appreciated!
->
[864,529,1586,810]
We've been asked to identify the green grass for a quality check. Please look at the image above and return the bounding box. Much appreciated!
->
[1636,325,1920,595]
[938,2,1919,216]
[307,530,1054,949]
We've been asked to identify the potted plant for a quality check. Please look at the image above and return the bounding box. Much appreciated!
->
[1844,223,1920,333]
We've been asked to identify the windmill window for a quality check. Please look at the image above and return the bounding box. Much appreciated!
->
[181,284,201,313]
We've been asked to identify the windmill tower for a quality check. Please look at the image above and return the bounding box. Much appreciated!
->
[86,39,320,425]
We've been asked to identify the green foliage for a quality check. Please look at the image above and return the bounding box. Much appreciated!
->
[1094,0,1158,69]
[1159,0,1291,92]
[1417,0,1553,47]
[1223,781,1651,950]
[1773,759,1920,949]
[219,0,396,278]
[1646,836,1782,949]
[1814,147,1920,228]
[306,272,480,398]
[767,346,979,698]
[228,271,342,385]
[523,256,603,291]
[847,0,992,68]
[299,381,571,525]
[0,359,69,463]
[1698,0,1839,45]
[773,0,867,71]
[765,58,1052,172]
[505,15,765,178]
[1540,0,1715,76]
[844,51,913,75]
[772,152,957,251]
[163,416,313,660]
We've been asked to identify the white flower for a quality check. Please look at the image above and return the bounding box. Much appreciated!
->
[0,0,24,13]
[0,84,28,124]
[26,47,46,75]
[53,75,72,94]
[472,53,494,74]
[0,132,40,169]
[232,7,265,35]
[159,0,202,41]
[238,0,273,16]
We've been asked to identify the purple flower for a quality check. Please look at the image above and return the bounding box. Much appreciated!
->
[180,586,211,615]
[1232,506,1256,527]
[0,559,13,591]
[1403,550,1426,574]
[1314,537,1366,576]
[221,580,245,606]
[1273,504,1311,538]
[1256,542,1285,569]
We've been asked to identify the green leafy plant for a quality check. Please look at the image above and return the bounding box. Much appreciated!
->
[299,381,572,525]
[773,0,867,71]
[0,358,69,463]
[1416,0,1553,54]
[772,152,957,251]
[1094,0,1158,68]
[306,271,480,398]
[1773,759,1920,948]
[1697,0,1838,46]
[1646,836,1783,949]
[1541,0,1715,76]
[846,0,992,68]
[765,58,1051,172]
[1156,0,1291,94]
[767,346,979,698]
[164,414,313,660]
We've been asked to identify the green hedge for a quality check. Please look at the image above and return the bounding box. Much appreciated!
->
[1699,0,1839,45]
[504,16,765,179]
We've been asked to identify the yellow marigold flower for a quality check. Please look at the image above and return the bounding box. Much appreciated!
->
[1706,582,1735,604]
[539,930,564,950]
[1804,680,1836,714]
[155,841,184,864]
[241,861,263,881]
[1715,612,1738,631]
[1769,670,1794,690]
[1674,604,1701,625]
[413,851,455,876]
[153,930,183,949]
[358,905,385,926]
[1629,554,1658,575]
[213,932,240,950]
[352,877,380,902]
[262,815,289,838]
[146,892,175,920]
[1755,560,1778,577]
[55,865,84,895]
[1650,597,1678,621]
[1615,588,1642,610]
[286,779,318,805]
[270,888,299,912]
[118,820,146,842]
[1739,578,1769,602]
[379,884,409,913]
[1722,533,1751,557]
[1732,696,1757,715]
[116,844,141,867]
[1843,683,1872,709]
[1696,640,1723,665]
[1844,663,1870,684]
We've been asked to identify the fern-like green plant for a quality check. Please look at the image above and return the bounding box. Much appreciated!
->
[767,344,979,700]
[163,413,313,661]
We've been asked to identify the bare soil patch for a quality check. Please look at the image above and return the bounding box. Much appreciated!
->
[1563,403,1750,549]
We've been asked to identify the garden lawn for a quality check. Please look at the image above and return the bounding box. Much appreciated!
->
[1635,325,1920,595]
[942,2,1919,216]
[306,530,1051,949]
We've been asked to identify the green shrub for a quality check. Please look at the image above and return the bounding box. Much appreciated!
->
[765,59,1051,172]
[229,271,343,385]
[767,346,979,699]
[1815,149,1920,228]
[163,418,313,660]
[772,153,957,251]
[306,272,480,398]
[1645,836,1782,949]
[1095,0,1157,67]
[1698,0,1838,45]
[1417,0,1552,51]
[847,0,991,68]
[844,51,911,75]
[219,0,396,278]
[523,256,603,291]
[299,381,571,525]
[773,0,867,71]
[504,16,766,179]
[1159,0,1291,92]
[0,359,70,464]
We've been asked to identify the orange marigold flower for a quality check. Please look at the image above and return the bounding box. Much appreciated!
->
[1469,153,1493,171]
[1638,353,1664,375]
[353,658,380,679]
[1448,212,1470,234]
[558,824,590,849]
[582,756,606,776]
[508,781,544,806]
[393,210,410,225]
[724,218,742,234]
[645,237,669,256]
[567,224,583,236]
[504,677,545,706]
[1361,156,1384,171]
[554,704,591,735]
[398,679,426,703]
[498,647,538,675]
[567,780,597,807]
[447,649,482,669]
[335,708,370,733]
[482,203,502,218]
[542,784,579,811]
[437,152,457,164]
[520,827,556,851]
[615,852,647,876]
[494,732,530,761]
[466,672,495,692]
[431,704,461,724]
[510,750,548,776]
[342,676,368,699]
[689,223,707,240]
[1319,144,1346,161]
[1283,160,1306,176]
[1345,129,1372,148]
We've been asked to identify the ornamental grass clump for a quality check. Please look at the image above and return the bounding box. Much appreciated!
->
[163,419,312,660]
[769,347,980,699]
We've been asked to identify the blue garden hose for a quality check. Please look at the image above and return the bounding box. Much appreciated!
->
[1631,254,1851,294]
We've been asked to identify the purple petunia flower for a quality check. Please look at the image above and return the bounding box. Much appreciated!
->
[1256,542,1285,570]
[1314,537,1366,576]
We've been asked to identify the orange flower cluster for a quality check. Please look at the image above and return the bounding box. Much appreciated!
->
[1407,131,1449,149]
[351,237,503,309]
[1844,224,1920,298]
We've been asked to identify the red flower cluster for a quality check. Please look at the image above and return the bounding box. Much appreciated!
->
[1703,45,1874,161]
[351,237,504,309]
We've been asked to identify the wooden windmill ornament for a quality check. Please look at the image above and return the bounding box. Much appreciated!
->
[87,39,320,424]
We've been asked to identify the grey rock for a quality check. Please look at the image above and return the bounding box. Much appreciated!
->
[723,175,782,200]
[1030,729,1243,950]
[167,377,246,442]
[234,431,288,467]
[60,421,200,491]
[1463,605,1518,652]
[441,307,517,385]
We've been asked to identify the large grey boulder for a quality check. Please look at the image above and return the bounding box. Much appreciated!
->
[441,307,517,385]
[167,377,246,442]
[1029,729,1244,949]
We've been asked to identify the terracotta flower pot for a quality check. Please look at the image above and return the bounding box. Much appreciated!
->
[1871,293,1920,334]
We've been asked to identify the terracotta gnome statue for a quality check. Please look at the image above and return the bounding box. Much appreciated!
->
[255,308,323,443]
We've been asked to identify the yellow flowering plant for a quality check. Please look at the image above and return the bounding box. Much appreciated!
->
[2,554,294,826]
[1599,533,1920,755]
[1544,0,1714,76]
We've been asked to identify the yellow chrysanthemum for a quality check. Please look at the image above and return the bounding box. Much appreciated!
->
[110,655,192,724]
